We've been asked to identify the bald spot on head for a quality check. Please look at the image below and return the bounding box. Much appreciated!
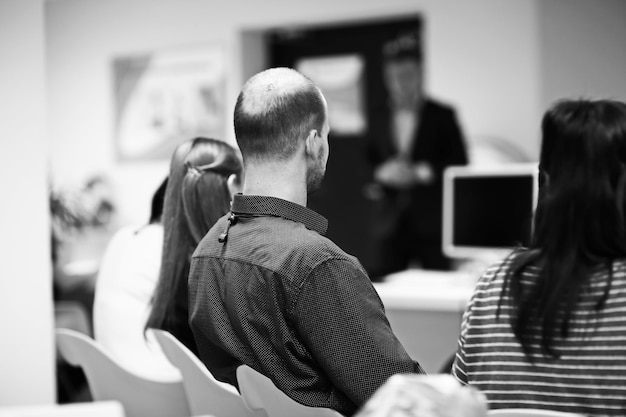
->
[233,67,327,164]
[240,67,313,116]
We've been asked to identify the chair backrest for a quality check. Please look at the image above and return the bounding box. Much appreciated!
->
[488,409,585,417]
[0,401,124,417]
[149,329,262,417]
[236,364,343,417]
[55,328,190,417]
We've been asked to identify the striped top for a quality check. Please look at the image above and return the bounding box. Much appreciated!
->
[452,257,626,416]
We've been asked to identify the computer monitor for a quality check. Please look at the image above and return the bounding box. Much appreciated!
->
[442,163,539,260]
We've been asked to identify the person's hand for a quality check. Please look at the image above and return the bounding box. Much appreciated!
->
[355,374,487,417]
[374,158,416,189]
[412,161,435,185]
[374,159,435,188]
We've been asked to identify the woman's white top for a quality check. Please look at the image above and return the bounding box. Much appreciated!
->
[93,223,179,380]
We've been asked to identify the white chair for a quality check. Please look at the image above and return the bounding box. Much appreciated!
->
[55,328,190,417]
[488,409,585,417]
[236,364,343,417]
[149,329,262,417]
[0,401,124,417]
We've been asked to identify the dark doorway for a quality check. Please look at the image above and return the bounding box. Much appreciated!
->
[268,15,422,274]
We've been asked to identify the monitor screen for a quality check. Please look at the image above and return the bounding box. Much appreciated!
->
[442,163,539,260]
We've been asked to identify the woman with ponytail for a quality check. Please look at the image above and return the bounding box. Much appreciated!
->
[146,137,242,353]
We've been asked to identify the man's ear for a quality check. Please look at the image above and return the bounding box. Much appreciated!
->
[304,129,319,159]
[227,173,242,197]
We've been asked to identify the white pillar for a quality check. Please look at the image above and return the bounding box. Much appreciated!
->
[0,0,55,405]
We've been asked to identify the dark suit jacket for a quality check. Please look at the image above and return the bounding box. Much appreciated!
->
[368,98,468,242]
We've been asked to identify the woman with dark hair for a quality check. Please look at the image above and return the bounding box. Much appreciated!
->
[146,137,242,354]
[452,99,626,415]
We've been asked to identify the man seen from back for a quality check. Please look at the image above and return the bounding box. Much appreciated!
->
[188,67,424,416]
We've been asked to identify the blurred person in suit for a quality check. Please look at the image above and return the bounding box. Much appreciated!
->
[146,137,242,355]
[367,30,468,278]
[453,99,626,415]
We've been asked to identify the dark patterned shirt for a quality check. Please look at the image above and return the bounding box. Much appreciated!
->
[453,257,626,415]
[188,194,423,416]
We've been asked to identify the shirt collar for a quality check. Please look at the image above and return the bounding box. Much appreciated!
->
[231,194,328,236]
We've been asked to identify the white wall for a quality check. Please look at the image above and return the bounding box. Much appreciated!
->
[45,0,543,226]
[0,0,55,405]
[539,0,626,109]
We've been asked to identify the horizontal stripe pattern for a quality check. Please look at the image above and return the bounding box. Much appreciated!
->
[452,258,626,416]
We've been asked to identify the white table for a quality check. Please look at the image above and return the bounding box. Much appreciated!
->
[373,269,478,374]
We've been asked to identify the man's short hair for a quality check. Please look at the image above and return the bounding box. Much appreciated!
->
[383,30,422,63]
[233,67,326,162]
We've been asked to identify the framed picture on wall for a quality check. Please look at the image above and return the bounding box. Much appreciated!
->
[113,44,226,161]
